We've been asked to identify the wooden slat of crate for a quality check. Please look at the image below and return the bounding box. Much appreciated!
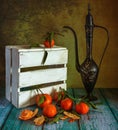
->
[5,46,11,101]
[19,67,67,88]
[19,48,68,68]
[12,47,19,108]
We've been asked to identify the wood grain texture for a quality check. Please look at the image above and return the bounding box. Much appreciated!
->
[99,88,118,121]
[0,99,13,129]
[73,88,118,130]
[0,87,118,130]
[19,68,67,87]
[19,47,68,68]
[5,47,12,101]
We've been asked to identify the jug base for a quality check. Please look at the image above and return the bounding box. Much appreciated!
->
[80,94,97,101]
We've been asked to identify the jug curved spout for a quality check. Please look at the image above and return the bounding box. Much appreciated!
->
[63,26,81,73]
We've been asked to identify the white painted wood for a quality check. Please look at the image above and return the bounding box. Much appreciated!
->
[43,49,68,65]
[5,46,12,101]
[19,48,68,68]
[19,67,67,87]
[11,48,19,107]
[18,83,66,108]
[5,45,68,108]
[19,50,44,68]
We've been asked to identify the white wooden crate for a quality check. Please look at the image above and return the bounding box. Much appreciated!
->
[5,45,68,108]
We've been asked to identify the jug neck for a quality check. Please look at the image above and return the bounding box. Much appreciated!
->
[86,39,93,60]
[85,4,94,60]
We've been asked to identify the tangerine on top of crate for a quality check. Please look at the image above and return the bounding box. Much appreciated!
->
[5,45,68,108]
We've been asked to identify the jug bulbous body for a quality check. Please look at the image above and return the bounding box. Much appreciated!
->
[80,58,99,99]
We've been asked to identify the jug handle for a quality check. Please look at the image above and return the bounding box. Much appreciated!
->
[94,25,109,70]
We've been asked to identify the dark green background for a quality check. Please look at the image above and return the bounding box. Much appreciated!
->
[0,0,118,88]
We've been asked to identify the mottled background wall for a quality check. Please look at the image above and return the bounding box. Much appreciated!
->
[0,0,118,88]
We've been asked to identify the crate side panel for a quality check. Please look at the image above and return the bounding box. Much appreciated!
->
[18,83,66,108]
[5,46,12,101]
[19,67,67,88]
[12,48,19,108]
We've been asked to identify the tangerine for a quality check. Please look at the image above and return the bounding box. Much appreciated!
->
[75,102,89,114]
[61,98,73,111]
[43,104,57,118]
[36,94,52,108]
[44,39,55,48]
[52,91,65,102]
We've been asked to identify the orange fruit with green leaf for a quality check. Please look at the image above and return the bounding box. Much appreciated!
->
[36,94,52,108]
[52,91,65,102]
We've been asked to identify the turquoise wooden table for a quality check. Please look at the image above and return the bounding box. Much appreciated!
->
[0,87,118,130]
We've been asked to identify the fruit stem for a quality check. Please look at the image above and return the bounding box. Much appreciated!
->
[36,88,44,95]
[62,89,81,102]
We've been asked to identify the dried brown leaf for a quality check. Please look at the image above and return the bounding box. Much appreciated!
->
[32,108,39,118]
[60,115,68,120]
[63,111,80,120]
[34,115,45,126]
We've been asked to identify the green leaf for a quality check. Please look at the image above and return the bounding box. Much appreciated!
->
[38,95,45,105]
[57,92,62,101]
[49,114,63,124]
[88,102,98,109]
[71,110,81,118]
[63,89,81,102]
[58,109,64,114]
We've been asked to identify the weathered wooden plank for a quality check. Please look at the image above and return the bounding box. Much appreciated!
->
[2,106,43,130]
[17,118,42,130]
[43,49,68,66]
[99,88,118,121]
[5,47,12,101]
[43,119,79,130]
[12,48,19,108]
[73,88,118,130]
[0,99,13,129]
[19,48,68,68]
[19,67,67,88]
[0,87,13,129]
[19,49,44,68]
[1,107,22,130]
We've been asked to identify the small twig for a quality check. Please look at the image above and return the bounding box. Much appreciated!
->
[37,88,44,95]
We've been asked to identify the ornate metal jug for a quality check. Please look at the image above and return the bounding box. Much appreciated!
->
[64,5,109,100]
